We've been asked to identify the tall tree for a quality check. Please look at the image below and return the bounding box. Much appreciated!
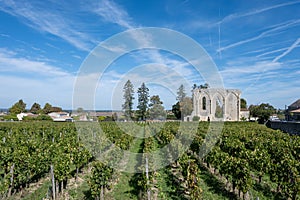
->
[172,102,181,120]
[137,82,149,121]
[50,106,63,112]
[30,102,41,114]
[149,95,163,107]
[240,98,247,109]
[200,83,209,89]
[249,103,276,124]
[9,99,26,114]
[148,95,166,120]
[43,103,53,114]
[180,97,193,119]
[176,84,186,102]
[122,80,135,119]
[77,107,84,113]
[174,85,193,120]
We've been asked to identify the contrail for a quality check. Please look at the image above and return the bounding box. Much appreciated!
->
[218,0,300,25]
[273,38,300,62]
[218,8,222,59]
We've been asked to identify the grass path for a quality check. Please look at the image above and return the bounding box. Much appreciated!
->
[106,137,144,200]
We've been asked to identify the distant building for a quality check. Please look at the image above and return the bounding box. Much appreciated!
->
[17,112,37,121]
[48,112,73,122]
[286,99,300,121]
[288,99,300,111]
[269,114,280,121]
[240,108,250,121]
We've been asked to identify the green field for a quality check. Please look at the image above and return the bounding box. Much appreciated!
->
[0,121,299,199]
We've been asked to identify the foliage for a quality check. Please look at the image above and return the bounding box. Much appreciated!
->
[50,106,63,113]
[166,114,177,120]
[148,95,166,120]
[0,121,299,200]
[199,83,209,89]
[98,116,106,121]
[180,97,193,118]
[23,114,52,121]
[0,122,92,198]
[192,83,209,89]
[174,85,193,120]
[76,107,84,113]
[176,84,186,102]
[240,98,247,109]
[8,99,26,114]
[29,103,42,114]
[3,114,18,121]
[249,103,276,123]
[171,102,181,120]
[36,114,52,121]
[42,103,53,114]
[137,83,149,121]
[89,162,114,199]
[122,80,135,120]
[192,116,200,121]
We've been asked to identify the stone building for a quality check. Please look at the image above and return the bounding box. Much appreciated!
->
[187,88,243,121]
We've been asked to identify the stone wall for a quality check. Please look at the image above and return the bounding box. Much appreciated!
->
[191,88,241,121]
[266,120,300,135]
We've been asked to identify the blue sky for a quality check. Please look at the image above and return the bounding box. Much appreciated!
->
[0,0,300,110]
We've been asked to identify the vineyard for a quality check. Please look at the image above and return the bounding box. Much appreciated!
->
[0,121,299,200]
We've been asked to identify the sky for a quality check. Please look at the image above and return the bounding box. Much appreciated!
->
[0,0,300,110]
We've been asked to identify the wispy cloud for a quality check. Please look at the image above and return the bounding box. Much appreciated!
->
[0,0,94,51]
[91,0,198,86]
[272,38,300,62]
[0,48,70,77]
[0,33,10,37]
[218,19,300,52]
[93,0,134,29]
[221,60,281,76]
[219,0,300,24]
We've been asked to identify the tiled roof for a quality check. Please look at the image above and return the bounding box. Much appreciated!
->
[289,99,300,108]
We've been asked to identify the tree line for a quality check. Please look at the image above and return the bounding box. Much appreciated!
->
[3,83,279,122]
[122,80,193,121]
[2,100,63,121]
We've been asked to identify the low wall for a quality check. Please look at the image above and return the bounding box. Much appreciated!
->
[266,121,300,135]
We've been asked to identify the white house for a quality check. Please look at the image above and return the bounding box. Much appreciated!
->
[48,112,73,122]
[17,112,36,121]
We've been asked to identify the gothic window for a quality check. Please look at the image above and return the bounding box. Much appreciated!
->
[202,97,206,110]
[215,97,224,118]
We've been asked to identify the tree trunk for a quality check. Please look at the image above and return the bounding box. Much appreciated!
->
[56,180,59,198]
[76,167,79,182]
[61,180,64,195]
[100,185,104,200]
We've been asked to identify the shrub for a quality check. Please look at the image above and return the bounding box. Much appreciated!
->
[192,116,200,121]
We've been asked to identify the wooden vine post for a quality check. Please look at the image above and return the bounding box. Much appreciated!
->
[7,163,14,197]
[51,164,56,200]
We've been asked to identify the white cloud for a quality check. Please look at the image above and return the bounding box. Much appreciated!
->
[93,0,134,29]
[0,74,75,109]
[0,0,94,51]
[0,48,70,77]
